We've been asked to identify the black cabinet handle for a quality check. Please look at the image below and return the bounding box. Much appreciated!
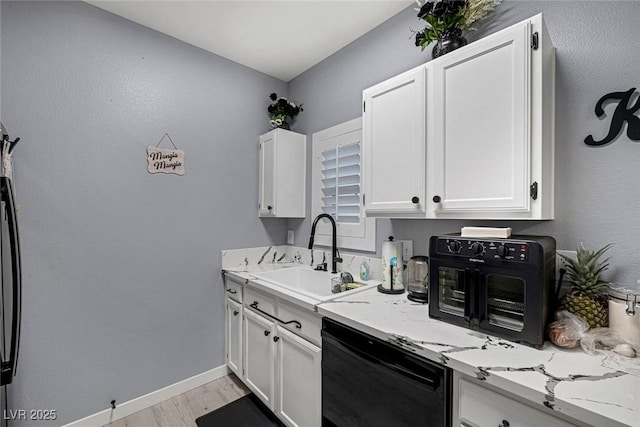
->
[264,330,270,337]
[226,289,237,294]
[267,205,273,210]
[273,336,280,342]
[233,310,239,316]
[249,301,302,329]
[411,196,420,204]
[499,421,510,427]
[432,195,441,203]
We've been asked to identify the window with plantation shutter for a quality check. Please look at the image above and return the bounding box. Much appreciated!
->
[321,141,361,225]
[311,118,375,251]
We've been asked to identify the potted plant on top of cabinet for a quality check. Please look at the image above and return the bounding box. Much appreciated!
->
[268,92,303,130]
[414,0,503,58]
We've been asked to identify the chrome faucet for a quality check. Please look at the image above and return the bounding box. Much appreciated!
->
[308,214,342,274]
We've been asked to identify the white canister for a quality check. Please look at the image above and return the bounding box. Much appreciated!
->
[608,283,640,347]
[381,237,403,291]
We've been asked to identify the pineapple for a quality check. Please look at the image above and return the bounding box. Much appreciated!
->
[560,243,613,329]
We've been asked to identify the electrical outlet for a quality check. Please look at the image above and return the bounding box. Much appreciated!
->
[556,250,577,282]
[400,240,413,261]
[287,230,294,245]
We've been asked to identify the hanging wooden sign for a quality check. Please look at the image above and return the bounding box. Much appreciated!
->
[585,88,640,146]
[147,133,185,175]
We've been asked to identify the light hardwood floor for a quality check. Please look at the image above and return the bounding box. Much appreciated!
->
[103,374,250,427]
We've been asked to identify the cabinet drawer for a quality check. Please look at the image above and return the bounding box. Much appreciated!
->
[225,276,244,303]
[245,285,277,318]
[458,378,574,427]
[278,300,322,346]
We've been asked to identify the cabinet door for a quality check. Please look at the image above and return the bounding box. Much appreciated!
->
[225,298,243,377]
[259,132,277,217]
[457,377,574,427]
[258,130,306,218]
[243,308,276,410]
[275,327,321,427]
[363,65,427,216]
[429,20,532,215]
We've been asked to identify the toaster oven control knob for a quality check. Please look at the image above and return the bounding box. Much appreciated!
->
[471,242,484,255]
[448,240,461,253]
[497,245,508,258]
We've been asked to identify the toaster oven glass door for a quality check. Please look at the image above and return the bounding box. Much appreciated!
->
[436,266,466,318]
[483,274,526,332]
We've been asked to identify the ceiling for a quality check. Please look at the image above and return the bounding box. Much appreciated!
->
[87,1,414,82]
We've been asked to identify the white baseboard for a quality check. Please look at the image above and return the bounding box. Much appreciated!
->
[63,365,231,427]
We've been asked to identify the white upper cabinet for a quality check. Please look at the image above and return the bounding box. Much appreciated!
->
[428,14,555,219]
[361,14,555,220]
[362,65,427,217]
[259,129,306,218]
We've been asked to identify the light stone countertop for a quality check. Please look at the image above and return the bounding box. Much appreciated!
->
[317,286,640,427]
[221,250,639,427]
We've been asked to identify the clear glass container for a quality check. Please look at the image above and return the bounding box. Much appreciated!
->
[407,256,429,303]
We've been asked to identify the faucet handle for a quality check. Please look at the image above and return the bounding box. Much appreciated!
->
[315,262,328,271]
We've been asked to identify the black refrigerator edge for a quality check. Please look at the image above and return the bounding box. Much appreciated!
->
[0,149,22,426]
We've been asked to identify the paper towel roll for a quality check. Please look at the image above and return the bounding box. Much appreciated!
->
[381,238,403,291]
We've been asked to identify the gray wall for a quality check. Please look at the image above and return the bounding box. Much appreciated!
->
[289,1,640,285]
[1,2,288,424]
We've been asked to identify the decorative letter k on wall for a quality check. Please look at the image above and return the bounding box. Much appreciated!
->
[585,88,640,146]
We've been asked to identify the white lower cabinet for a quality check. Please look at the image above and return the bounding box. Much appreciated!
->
[225,297,243,377]
[453,372,575,427]
[243,308,277,409]
[276,327,321,427]
[225,275,244,378]
[243,307,322,427]
[225,274,322,427]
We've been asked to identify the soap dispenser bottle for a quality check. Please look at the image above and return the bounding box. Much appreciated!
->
[359,259,370,281]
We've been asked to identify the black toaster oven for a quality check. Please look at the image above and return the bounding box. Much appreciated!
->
[428,235,556,348]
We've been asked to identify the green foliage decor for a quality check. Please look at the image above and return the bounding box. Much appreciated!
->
[414,0,502,50]
[267,93,303,130]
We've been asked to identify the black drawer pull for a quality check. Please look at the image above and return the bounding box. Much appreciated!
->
[273,336,280,342]
[499,420,510,427]
[264,330,270,336]
[249,301,302,329]
[233,310,239,316]
[226,289,237,294]
[433,195,441,203]
[411,196,419,204]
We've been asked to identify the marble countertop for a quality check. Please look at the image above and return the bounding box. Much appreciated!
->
[317,287,640,427]
[221,249,639,427]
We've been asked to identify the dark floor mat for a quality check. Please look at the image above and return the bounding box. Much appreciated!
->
[195,393,284,427]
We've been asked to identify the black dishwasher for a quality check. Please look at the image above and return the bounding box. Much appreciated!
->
[322,318,451,427]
